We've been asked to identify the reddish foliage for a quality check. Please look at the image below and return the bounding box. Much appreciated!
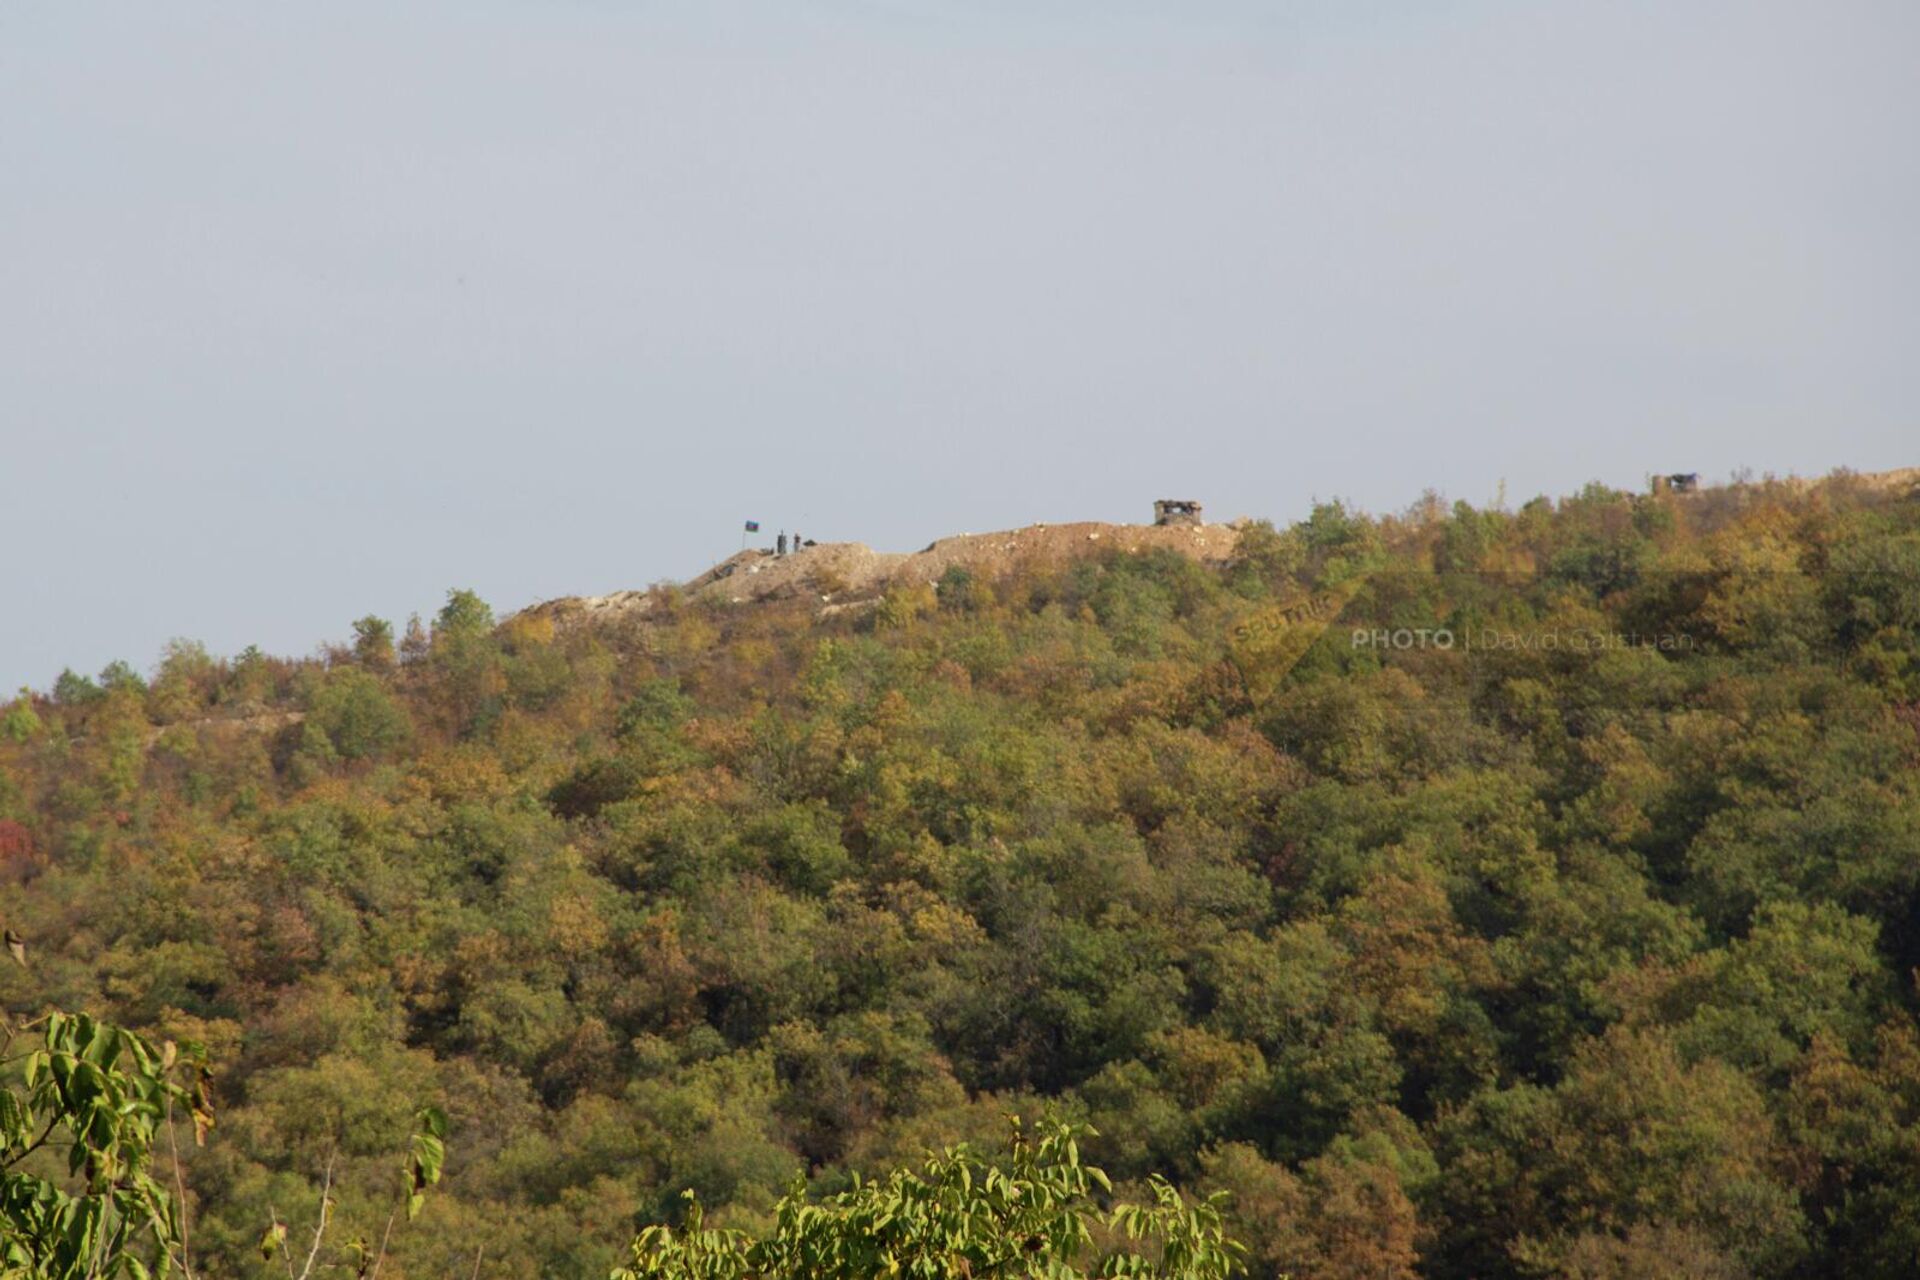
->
[0,818,39,884]
[0,818,33,862]
[1894,701,1920,758]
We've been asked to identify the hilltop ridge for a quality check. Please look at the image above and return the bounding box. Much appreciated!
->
[522,518,1245,628]
[519,465,1920,631]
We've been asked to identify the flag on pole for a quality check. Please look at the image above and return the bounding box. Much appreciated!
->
[744,520,761,532]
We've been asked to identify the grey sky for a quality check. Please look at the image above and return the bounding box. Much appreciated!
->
[2,0,1914,689]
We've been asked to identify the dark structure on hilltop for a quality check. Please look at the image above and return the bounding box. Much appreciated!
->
[1153,499,1204,527]
[1650,473,1700,494]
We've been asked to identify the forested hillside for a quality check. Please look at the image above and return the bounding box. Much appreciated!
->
[4,473,1920,1279]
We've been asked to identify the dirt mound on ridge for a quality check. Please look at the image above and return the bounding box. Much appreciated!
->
[522,520,1244,628]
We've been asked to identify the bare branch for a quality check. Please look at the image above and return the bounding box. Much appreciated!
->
[367,1207,399,1280]
[294,1150,336,1280]
[164,1091,197,1280]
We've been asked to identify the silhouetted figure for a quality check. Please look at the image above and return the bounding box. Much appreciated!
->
[793,532,802,550]
[777,532,788,556]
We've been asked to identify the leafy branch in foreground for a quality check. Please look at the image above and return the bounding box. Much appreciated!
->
[0,1012,211,1280]
[612,1118,1245,1280]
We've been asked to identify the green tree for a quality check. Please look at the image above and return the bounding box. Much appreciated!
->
[612,1119,1244,1280]
[49,671,101,708]
[96,662,145,695]
[434,590,494,642]
[1435,1025,1803,1277]
[350,616,395,671]
[0,694,41,745]
[304,669,411,761]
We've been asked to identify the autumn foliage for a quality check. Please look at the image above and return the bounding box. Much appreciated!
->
[4,473,1920,1278]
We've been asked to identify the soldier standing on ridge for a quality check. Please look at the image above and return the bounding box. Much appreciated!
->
[777,532,788,556]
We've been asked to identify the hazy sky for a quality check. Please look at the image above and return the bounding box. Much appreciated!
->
[2,1,1914,688]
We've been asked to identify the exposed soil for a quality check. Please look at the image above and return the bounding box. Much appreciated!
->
[523,520,1245,627]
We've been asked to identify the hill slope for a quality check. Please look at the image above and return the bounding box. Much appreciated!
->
[3,467,1919,1280]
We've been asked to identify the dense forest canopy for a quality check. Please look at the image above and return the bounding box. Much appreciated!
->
[4,472,1920,1278]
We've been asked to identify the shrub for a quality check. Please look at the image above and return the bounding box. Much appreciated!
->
[611,1119,1244,1280]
